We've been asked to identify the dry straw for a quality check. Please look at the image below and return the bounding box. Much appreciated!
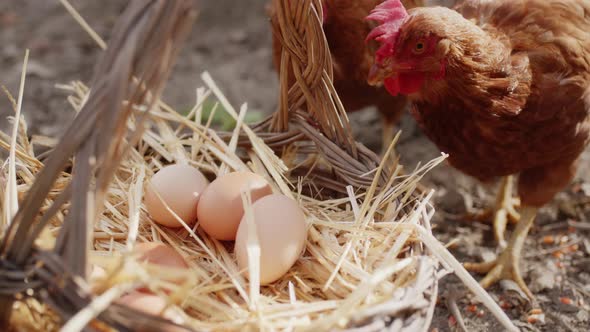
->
[0,0,518,331]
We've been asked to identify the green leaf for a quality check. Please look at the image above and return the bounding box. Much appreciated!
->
[180,100,265,131]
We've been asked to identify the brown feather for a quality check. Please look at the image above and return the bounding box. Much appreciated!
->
[402,0,590,206]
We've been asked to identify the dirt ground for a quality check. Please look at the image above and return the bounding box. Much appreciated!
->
[1,1,589,331]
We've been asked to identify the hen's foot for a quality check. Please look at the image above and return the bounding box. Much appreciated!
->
[464,245,533,301]
[465,176,520,248]
[464,206,537,302]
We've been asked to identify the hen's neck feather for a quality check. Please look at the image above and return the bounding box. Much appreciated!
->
[412,8,532,118]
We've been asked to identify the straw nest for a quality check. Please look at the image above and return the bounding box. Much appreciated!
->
[0,1,519,331]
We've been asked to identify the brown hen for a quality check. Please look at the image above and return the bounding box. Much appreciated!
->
[267,0,428,151]
[367,0,590,301]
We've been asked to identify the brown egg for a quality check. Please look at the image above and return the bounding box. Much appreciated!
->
[117,292,184,327]
[197,171,272,241]
[144,164,208,228]
[134,242,189,269]
[235,194,307,285]
[134,242,189,288]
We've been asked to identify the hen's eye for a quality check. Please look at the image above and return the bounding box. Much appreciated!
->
[414,41,425,54]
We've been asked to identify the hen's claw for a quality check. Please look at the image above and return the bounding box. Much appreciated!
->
[465,176,520,247]
[464,247,532,301]
[464,206,538,302]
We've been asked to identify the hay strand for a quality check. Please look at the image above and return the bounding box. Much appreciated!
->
[3,50,29,230]
[415,226,518,332]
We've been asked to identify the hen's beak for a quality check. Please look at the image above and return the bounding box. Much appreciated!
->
[367,63,390,87]
[367,61,413,86]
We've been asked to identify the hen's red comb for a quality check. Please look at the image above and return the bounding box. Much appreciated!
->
[365,0,408,64]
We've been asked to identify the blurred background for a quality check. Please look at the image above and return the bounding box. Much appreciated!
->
[0,1,589,330]
[0,0,277,137]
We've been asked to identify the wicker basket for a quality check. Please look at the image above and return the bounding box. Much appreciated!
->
[0,1,449,331]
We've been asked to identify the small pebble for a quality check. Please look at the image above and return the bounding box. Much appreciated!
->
[542,235,555,245]
[576,310,589,322]
[529,261,558,292]
[560,297,573,305]
[448,315,457,327]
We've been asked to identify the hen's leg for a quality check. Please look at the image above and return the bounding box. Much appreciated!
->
[464,206,537,301]
[377,98,406,158]
[466,176,520,247]
[380,114,396,157]
[465,159,578,302]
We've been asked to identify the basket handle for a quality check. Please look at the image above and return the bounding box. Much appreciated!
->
[0,1,196,331]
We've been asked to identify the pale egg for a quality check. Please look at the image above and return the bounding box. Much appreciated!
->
[144,164,208,228]
[89,265,107,293]
[117,292,184,327]
[235,194,307,285]
[134,242,189,288]
[134,242,189,270]
[197,171,272,240]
